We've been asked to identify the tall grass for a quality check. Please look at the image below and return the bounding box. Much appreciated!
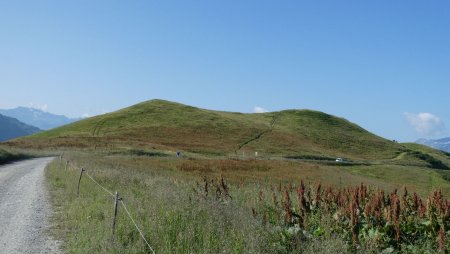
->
[0,146,32,164]
[46,156,272,253]
[46,152,449,253]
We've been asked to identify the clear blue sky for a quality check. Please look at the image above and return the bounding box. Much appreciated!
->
[1,1,449,142]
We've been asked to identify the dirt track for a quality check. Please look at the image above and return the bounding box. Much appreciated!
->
[0,157,60,253]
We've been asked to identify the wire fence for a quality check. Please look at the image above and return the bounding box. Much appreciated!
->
[84,171,115,198]
[60,156,156,254]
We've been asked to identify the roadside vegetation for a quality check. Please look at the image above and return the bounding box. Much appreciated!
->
[46,151,449,253]
[0,145,58,165]
[0,146,31,165]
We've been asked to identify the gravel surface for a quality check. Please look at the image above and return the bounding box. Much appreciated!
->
[0,157,61,253]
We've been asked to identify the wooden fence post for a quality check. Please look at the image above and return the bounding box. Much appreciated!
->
[77,168,85,196]
[112,191,119,235]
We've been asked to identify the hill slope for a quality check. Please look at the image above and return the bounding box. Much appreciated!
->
[9,99,404,160]
[0,114,41,141]
[0,107,80,130]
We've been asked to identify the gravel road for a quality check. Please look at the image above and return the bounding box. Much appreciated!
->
[0,157,61,253]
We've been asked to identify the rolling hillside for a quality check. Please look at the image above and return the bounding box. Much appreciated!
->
[9,100,450,253]
[0,114,40,141]
[9,99,404,160]
[7,99,450,195]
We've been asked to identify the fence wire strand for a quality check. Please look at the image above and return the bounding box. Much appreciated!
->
[64,160,114,198]
[120,200,156,254]
[61,158,156,253]
[84,171,116,198]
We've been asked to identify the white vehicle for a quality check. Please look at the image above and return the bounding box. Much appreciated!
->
[335,157,343,162]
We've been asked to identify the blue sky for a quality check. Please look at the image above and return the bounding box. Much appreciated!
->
[0,1,449,142]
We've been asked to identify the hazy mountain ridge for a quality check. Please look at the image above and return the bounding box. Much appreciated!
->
[416,137,450,153]
[0,114,41,141]
[0,107,80,130]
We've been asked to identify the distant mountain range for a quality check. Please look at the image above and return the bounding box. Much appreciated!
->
[0,107,80,130]
[0,114,41,141]
[416,138,450,153]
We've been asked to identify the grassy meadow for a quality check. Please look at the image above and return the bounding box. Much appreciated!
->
[46,150,450,253]
[5,99,449,252]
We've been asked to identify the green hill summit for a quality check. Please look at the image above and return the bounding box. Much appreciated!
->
[10,99,402,159]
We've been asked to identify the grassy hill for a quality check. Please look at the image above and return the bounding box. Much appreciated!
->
[9,99,404,160]
[8,99,450,191]
[14,99,448,253]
